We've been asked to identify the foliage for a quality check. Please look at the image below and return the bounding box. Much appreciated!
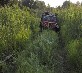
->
[0,1,82,73]
[0,5,40,73]
[54,5,82,73]
[16,30,61,73]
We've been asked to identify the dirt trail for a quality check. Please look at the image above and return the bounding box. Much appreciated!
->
[58,32,70,73]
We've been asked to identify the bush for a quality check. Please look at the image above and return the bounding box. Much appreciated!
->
[0,5,40,73]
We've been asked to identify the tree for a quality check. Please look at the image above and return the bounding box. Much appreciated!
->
[57,6,61,9]
[76,1,80,6]
[22,0,35,8]
[46,4,51,12]
[22,0,46,10]
[0,0,19,7]
[62,1,70,8]
[0,0,9,6]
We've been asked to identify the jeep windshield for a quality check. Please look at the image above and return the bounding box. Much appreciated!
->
[43,15,56,22]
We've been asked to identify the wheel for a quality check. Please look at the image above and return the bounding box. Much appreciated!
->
[39,22,43,32]
[55,25,60,32]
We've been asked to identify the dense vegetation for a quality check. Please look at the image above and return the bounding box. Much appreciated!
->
[0,0,82,73]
